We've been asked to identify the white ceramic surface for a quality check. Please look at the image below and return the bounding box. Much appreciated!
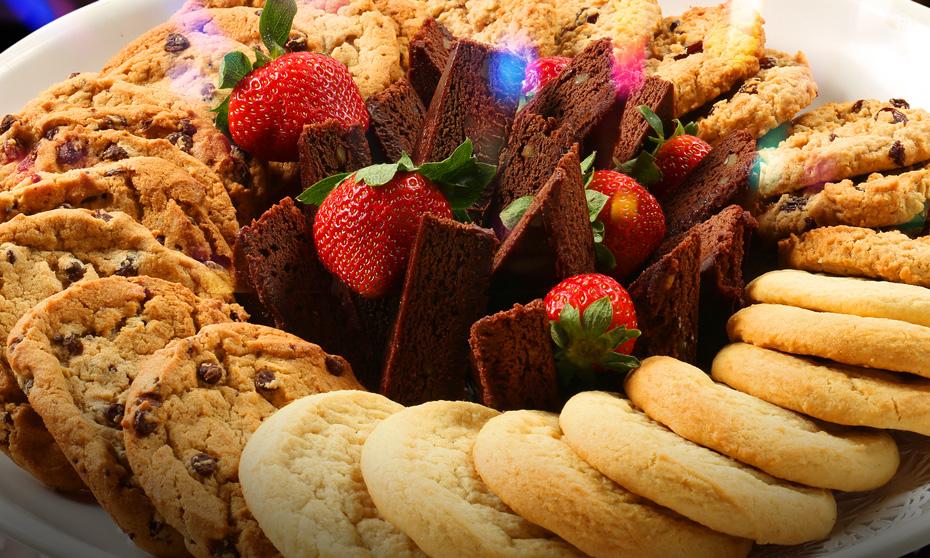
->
[0,0,929,557]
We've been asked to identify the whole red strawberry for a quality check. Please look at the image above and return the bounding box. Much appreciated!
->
[521,56,571,97]
[587,170,666,280]
[653,134,711,198]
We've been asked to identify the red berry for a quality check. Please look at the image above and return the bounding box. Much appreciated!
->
[545,273,638,355]
[228,52,369,162]
[521,56,571,96]
[313,172,452,298]
[653,134,711,198]
[587,170,666,280]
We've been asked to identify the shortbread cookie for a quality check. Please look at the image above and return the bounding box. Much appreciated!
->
[560,391,836,544]
[747,270,930,327]
[123,323,362,558]
[712,343,930,436]
[756,99,930,197]
[240,391,424,558]
[0,209,233,491]
[696,50,818,143]
[728,303,930,377]
[361,401,582,558]
[780,226,930,288]
[758,167,930,240]
[626,356,899,491]
[8,276,242,556]
[648,4,765,116]
[473,410,753,558]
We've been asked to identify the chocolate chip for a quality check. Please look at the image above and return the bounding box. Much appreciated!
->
[285,35,308,52]
[673,41,703,60]
[738,83,758,95]
[254,370,277,390]
[103,115,128,129]
[890,140,906,166]
[115,256,138,277]
[197,362,223,385]
[93,209,113,222]
[133,408,157,436]
[876,107,908,124]
[190,453,218,476]
[178,119,197,137]
[56,141,86,166]
[5,250,14,264]
[890,98,910,109]
[148,520,164,537]
[55,334,83,356]
[780,195,808,213]
[164,33,190,53]
[104,403,125,428]
[669,19,680,31]
[104,167,127,177]
[852,100,865,113]
[200,83,217,102]
[210,538,239,558]
[0,115,15,135]
[167,132,194,154]
[101,143,129,161]
[324,355,346,376]
[759,56,777,70]
[64,260,86,282]
[68,71,81,79]
[44,127,60,140]
[586,12,599,24]
[829,133,837,142]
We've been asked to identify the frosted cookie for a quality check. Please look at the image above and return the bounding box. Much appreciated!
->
[240,391,424,558]
[626,356,898,491]
[728,303,930,377]
[747,270,930,327]
[560,391,836,544]
[473,410,753,558]
[713,343,930,436]
[361,401,582,558]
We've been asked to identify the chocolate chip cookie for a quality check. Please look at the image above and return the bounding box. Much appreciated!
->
[122,322,363,558]
[7,275,244,556]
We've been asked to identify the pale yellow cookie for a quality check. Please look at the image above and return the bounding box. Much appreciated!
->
[626,357,898,491]
[240,391,423,558]
[560,391,836,545]
[728,303,930,377]
[473,410,753,558]
[360,401,582,558]
[747,270,930,328]
[712,343,930,436]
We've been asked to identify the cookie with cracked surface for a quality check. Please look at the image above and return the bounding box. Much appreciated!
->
[553,0,661,59]
[729,303,930,377]
[757,167,930,240]
[8,276,244,556]
[123,322,363,558]
[361,401,583,558]
[626,356,899,491]
[696,50,818,144]
[425,0,561,58]
[648,3,765,117]
[779,225,930,288]
[0,209,233,491]
[560,391,836,545]
[712,343,930,436]
[756,99,930,197]
[240,390,425,558]
[473,409,753,558]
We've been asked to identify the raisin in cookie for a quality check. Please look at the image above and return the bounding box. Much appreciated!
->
[123,322,362,558]
[7,276,244,556]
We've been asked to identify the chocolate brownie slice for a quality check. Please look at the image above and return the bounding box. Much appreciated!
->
[365,79,426,163]
[469,299,561,412]
[489,39,618,221]
[612,76,674,165]
[297,120,371,195]
[491,146,595,305]
[662,129,756,238]
[407,18,457,108]
[414,39,521,166]
[381,215,498,405]
[628,230,702,363]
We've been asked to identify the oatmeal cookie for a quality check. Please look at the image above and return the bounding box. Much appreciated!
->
[122,322,362,558]
[8,276,243,556]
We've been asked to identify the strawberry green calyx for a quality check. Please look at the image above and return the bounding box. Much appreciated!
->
[617,105,697,186]
[297,139,497,221]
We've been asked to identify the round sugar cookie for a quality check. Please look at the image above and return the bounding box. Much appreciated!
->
[713,343,930,436]
[560,391,837,545]
[472,410,752,558]
[360,401,582,558]
[240,391,424,558]
[626,357,899,491]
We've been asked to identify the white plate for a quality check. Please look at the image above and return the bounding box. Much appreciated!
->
[1,0,930,556]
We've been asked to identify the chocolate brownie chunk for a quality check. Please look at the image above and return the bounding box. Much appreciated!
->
[662,129,756,238]
[407,18,457,108]
[469,299,561,412]
[381,215,498,405]
[628,230,702,363]
[612,77,674,165]
[366,79,426,163]
[297,120,372,196]
[489,39,618,221]
[414,39,520,167]
[491,146,595,305]
[337,286,399,390]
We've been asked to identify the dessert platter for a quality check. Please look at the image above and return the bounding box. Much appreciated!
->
[0,0,930,557]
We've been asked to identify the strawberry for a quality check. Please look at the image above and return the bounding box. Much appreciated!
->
[213,0,368,162]
[587,170,666,280]
[521,56,571,97]
[544,273,640,389]
[300,140,497,298]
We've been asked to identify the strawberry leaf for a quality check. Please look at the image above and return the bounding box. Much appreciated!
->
[558,303,583,340]
[585,189,609,223]
[212,96,231,136]
[355,163,402,187]
[683,121,699,136]
[252,47,272,69]
[583,296,613,336]
[219,52,252,89]
[617,150,662,187]
[591,220,605,243]
[550,321,570,349]
[297,172,351,205]
[580,151,597,187]
[260,0,297,59]
[500,195,534,230]
[418,139,497,212]
[594,242,617,271]
[638,105,665,142]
